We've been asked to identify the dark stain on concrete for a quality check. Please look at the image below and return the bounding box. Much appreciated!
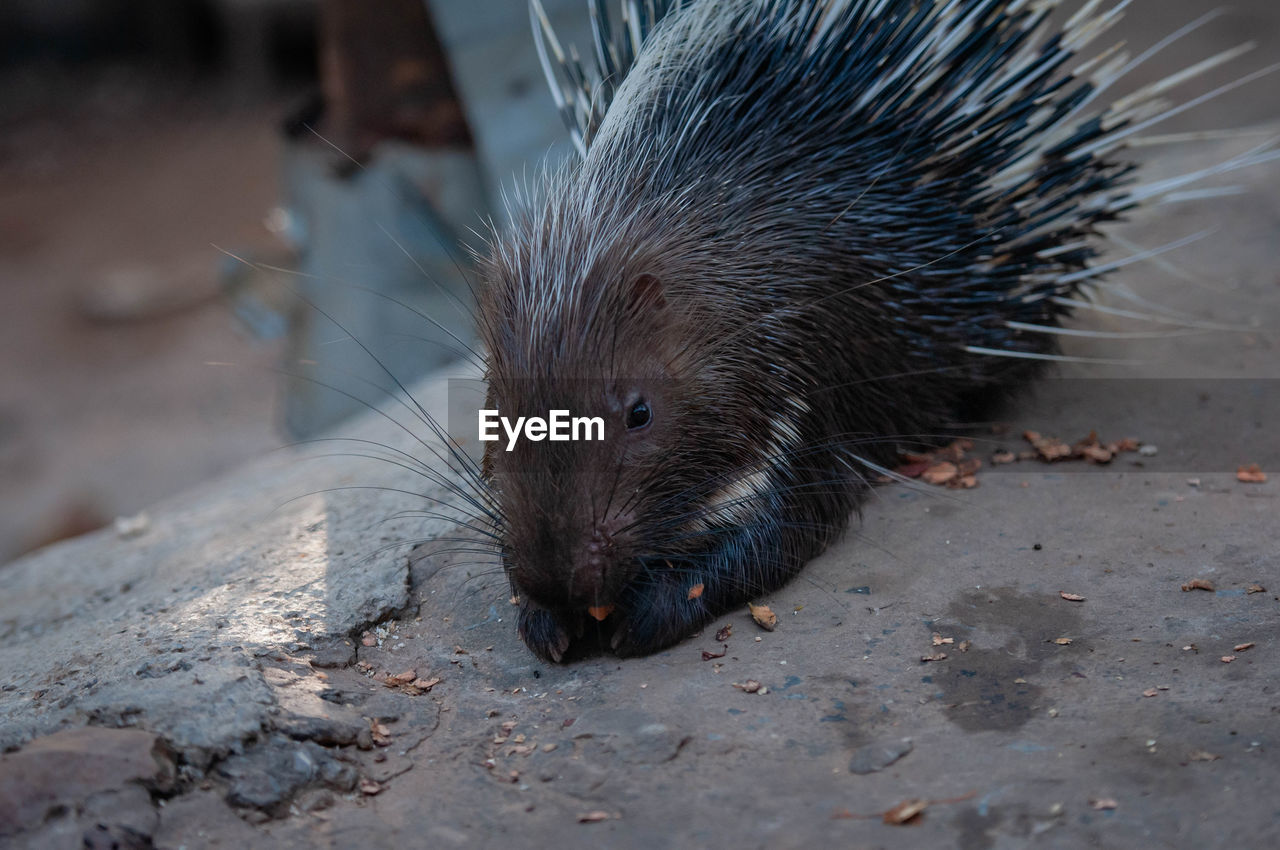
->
[933,587,1087,732]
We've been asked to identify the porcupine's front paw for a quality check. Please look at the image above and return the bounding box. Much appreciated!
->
[610,575,716,657]
[517,598,576,663]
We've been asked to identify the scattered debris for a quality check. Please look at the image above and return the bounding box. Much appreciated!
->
[587,605,614,622]
[359,778,383,796]
[1234,642,1256,653]
[1059,591,1086,602]
[715,623,733,642]
[957,640,972,652]
[733,680,766,694]
[687,583,705,600]
[1220,655,1236,664]
[932,633,954,646]
[1181,579,1215,592]
[1089,798,1118,811]
[578,811,615,823]
[1142,688,1159,698]
[749,603,777,631]
[1247,584,1266,594]
[920,651,948,663]
[702,646,727,661]
[1053,638,1074,646]
[1188,750,1221,762]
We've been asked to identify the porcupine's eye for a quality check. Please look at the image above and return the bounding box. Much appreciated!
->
[626,399,652,430]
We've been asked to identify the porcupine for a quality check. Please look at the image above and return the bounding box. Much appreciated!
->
[469,0,1275,661]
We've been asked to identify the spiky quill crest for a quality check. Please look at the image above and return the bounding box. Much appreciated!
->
[476,0,1275,660]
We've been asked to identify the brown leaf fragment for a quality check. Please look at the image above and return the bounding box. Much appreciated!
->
[1221,655,1236,663]
[715,624,733,642]
[991,450,1017,465]
[411,677,442,692]
[1247,584,1266,594]
[893,460,930,479]
[359,778,383,796]
[370,721,393,747]
[1024,430,1073,461]
[1059,591,1086,602]
[920,652,948,663]
[360,633,377,647]
[1081,444,1114,464]
[1114,438,1140,452]
[1089,798,1118,811]
[1233,642,1256,653]
[1181,579,1215,592]
[578,811,614,823]
[921,462,958,485]
[733,680,763,693]
[1053,638,1073,646]
[1142,688,1159,698]
[951,474,979,489]
[1237,464,1268,483]
[957,640,972,652]
[749,603,777,631]
[932,633,954,646]
[453,645,469,655]
[1188,750,1221,762]
[687,583,705,600]
[586,605,614,622]
[385,669,417,686]
[701,646,727,661]
[883,799,928,825]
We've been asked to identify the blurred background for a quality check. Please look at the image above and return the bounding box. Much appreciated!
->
[0,0,1276,564]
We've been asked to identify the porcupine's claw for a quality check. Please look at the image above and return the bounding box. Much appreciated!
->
[517,599,573,663]
[610,576,715,657]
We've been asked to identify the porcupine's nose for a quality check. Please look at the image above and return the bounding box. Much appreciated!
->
[570,527,609,606]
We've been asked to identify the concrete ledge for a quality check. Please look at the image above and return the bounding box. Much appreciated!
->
[1,137,1278,848]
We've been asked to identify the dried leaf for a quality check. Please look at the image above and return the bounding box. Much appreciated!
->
[1247,584,1266,594]
[578,811,614,823]
[1053,638,1073,646]
[1221,655,1236,663]
[733,680,763,693]
[687,583,705,600]
[1089,798,1118,811]
[1188,750,1221,762]
[932,633,954,646]
[714,624,733,642]
[385,669,417,686]
[920,652,948,663]
[701,647,727,661]
[921,462,958,485]
[1181,579,1215,592]
[749,603,777,631]
[1059,591,1086,602]
[1237,464,1268,483]
[883,799,928,825]
[1142,688,1159,698]
[359,778,383,796]
[586,605,614,622]
[1233,642,1255,653]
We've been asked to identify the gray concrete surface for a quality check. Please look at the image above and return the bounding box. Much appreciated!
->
[2,2,1280,848]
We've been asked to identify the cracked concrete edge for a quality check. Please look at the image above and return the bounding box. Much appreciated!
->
[0,373,463,833]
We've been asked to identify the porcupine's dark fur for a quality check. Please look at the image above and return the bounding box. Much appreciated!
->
[473,0,1269,661]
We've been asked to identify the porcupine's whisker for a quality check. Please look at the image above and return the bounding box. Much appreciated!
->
[242,258,485,372]
[266,365,499,520]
